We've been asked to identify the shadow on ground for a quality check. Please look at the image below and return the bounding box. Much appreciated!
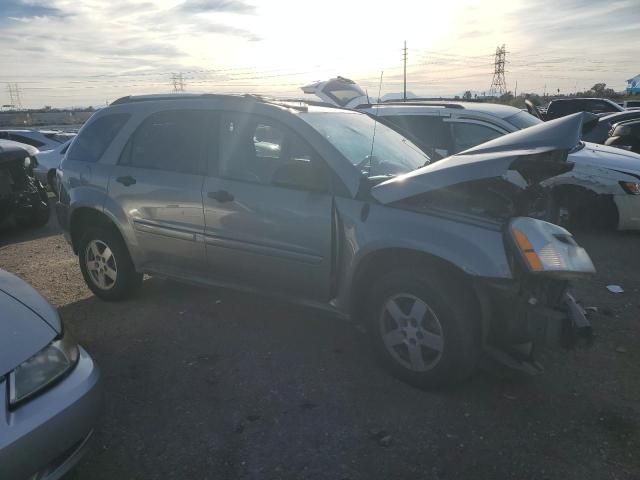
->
[60,275,638,480]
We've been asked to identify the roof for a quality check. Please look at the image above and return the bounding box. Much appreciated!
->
[0,129,60,134]
[109,93,355,115]
[359,101,522,119]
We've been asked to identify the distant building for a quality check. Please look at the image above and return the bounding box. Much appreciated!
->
[627,74,640,95]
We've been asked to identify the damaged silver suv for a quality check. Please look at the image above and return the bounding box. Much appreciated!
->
[57,94,595,388]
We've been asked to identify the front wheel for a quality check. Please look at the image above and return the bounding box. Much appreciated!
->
[78,226,142,301]
[367,268,480,389]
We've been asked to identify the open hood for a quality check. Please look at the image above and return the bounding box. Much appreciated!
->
[371,113,587,205]
[301,76,370,109]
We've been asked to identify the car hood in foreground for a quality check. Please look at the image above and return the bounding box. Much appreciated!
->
[0,270,60,376]
[371,113,585,205]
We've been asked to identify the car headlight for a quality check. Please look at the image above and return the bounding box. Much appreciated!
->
[620,181,640,194]
[8,330,79,407]
[509,217,596,278]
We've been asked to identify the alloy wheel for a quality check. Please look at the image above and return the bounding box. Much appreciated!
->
[379,293,444,372]
[85,240,118,290]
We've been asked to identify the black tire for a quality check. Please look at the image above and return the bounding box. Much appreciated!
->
[47,170,58,195]
[30,200,50,228]
[366,268,480,389]
[78,225,143,301]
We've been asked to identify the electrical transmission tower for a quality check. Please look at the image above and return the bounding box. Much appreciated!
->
[6,83,23,109]
[171,73,186,93]
[489,44,507,97]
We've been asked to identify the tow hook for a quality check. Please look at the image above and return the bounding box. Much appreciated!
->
[561,292,593,348]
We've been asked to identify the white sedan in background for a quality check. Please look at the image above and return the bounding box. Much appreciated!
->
[34,139,73,193]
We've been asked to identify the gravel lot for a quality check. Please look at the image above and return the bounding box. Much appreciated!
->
[1,210,638,480]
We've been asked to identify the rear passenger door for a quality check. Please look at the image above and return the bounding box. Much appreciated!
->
[383,114,452,159]
[446,120,506,153]
[108,110,208,275]
[201,111,334,300]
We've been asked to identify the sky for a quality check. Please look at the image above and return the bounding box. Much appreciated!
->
[0,0,638,108]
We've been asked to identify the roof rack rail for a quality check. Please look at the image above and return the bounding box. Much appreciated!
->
[360,101,465,109]
[110,93,250,106]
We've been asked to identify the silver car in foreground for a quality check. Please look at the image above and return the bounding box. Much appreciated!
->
[57,94,595,388]
[0,269,101,479]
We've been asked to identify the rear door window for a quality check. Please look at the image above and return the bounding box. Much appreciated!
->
[383,115,451,152]
[450,122,503,153]
[120,110,207,175]
[67,113,130,163]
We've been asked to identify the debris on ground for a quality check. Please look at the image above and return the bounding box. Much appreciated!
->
[615,346,627,353]
[369,429,393,447]
[606,285,624,294]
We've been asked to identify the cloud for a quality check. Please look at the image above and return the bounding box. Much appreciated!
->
[200,22,261,41]
[1,0,65,20]
[177,0,256,14]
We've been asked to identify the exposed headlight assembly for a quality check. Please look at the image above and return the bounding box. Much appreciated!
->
[8,330,79,407]
[509,217,596,278]
[620,181,640,194]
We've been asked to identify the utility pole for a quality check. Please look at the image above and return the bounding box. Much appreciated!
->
[402,40,407,101]
[514,80,518,98]
[489,44,507,97]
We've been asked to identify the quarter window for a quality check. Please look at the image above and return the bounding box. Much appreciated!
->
[450,122,502,153]
[68,113,130,163]
[121,110,206,175]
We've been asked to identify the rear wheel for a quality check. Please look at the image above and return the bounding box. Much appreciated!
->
[367,268,480,389]
[78,226,142,301]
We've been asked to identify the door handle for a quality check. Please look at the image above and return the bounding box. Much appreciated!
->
[116,176,136,187]
[208,190,234,202]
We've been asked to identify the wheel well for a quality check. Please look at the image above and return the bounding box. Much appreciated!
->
[350,248,480,324]
[69,208,118,254]
[551,184,619,230]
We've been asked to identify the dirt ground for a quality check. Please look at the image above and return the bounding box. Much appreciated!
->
[0,212,638,480]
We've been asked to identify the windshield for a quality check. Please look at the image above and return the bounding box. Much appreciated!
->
[299,111,430,178]
[506,111,543,130]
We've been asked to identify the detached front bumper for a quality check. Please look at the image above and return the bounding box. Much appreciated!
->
[0,348,101,480]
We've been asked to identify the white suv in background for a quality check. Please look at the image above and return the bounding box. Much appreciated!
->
[303,78,640,231]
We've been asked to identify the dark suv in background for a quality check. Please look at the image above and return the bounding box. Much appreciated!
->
[543,98,624,120]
